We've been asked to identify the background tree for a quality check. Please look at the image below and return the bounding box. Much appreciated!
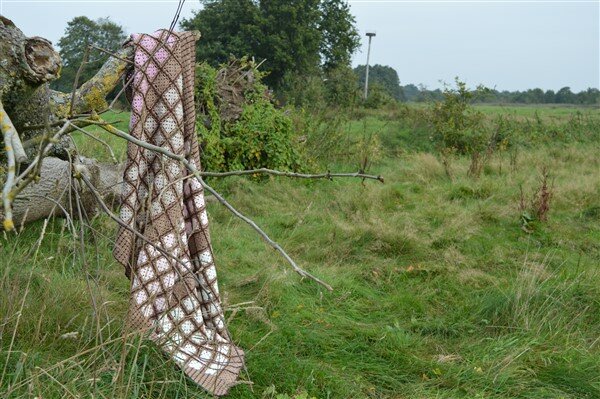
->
[555,87,575,104]
[180,0,262,67]
[181,0,360,90]
[258,0,322,88]
[578,87,600,105]
[52,16,126,92]
[354,64,402,100]
[319,0,360,72]
[324,65,359,108]
[544,89,556,104]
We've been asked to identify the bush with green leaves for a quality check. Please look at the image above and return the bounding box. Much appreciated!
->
[362,83,395,109]
[429,79,489,155]
[194,59,305,173]
[323,65,360,108]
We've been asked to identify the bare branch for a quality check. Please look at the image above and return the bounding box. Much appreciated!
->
[69,122,118,163]
[201,168,384,182]
[78,173,192,271]
[0,100,27,165]
[86,118,333,291]
[88,44,134,65]
[69,46,90,117]
[1,101,17,231]
[11,121,71,200]
[107,73,135,111]
[21,118,69,133]
[50,46,134,115]
[201,182,333,291]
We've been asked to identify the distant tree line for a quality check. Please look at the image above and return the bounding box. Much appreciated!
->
[355,64,600,105]
[402,85,600,105]
[54,12,597,108]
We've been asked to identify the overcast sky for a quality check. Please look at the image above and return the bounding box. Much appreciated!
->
[1,0,598,91]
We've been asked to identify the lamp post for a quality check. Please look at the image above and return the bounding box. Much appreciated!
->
[363,31,376,99]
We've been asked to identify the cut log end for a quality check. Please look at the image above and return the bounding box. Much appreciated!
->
[24,37,61,83]
[0,15,15,28]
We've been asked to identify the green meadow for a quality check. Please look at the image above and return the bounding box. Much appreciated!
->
[473,104,599,121]
[1,105,599,398]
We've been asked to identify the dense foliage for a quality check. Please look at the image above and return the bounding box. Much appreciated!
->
[181,0,360,90]
[319,0,360,72]
[280,64,360,110]
[428,80,489,155]
[52,16,126,92]
[194,58,305,172]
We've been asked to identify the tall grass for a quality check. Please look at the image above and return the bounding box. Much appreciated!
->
[1,106,599,398]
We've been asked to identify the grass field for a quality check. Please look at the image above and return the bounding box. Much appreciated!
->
[473,104,599,123]
[1,105,599,398]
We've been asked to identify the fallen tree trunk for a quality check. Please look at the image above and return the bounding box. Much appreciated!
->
[0,15,130,225]
[0,16,131,134]
[12,157,123,226]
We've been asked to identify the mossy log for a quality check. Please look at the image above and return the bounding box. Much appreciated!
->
[0,15,129,226]
[0,15,132,145]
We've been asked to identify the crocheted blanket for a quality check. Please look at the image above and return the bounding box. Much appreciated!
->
[113,30,244,396]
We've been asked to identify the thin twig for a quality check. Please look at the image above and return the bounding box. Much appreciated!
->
[87,118,334,291]
[6,125,26,164]
[11,121,71,201]
[69,45,90,117]
[25,194,77,236]
[69,123,118,163]
[0,103,27,164]
[21,118,97,150]
[108,72,135,111]
[203,183,333,290]
[78,173,197,273]
[21,118,69,133]
[89,44,134,65]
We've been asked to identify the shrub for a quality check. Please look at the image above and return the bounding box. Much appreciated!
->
[518,167,554,233]
[279,65,359,111]
[278,71,327,111]
[292,108,350,164]
[323,65,360,109]
[195,58,305,172]
[362,83,395,109]
[429,79,488,155]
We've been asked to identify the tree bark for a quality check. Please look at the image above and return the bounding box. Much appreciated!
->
[12,158,123,225]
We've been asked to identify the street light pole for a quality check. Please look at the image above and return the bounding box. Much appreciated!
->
[364,31,376,100]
